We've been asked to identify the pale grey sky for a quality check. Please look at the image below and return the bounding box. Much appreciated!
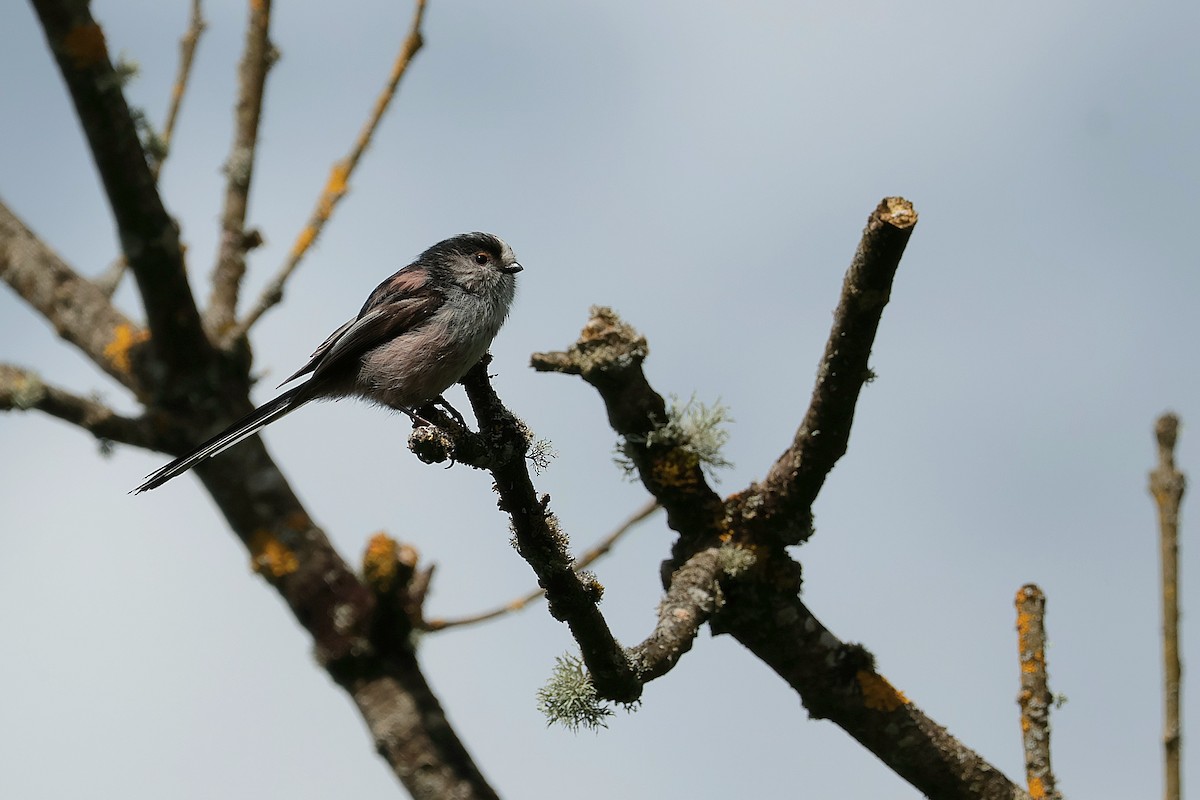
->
[2,1,1197,797]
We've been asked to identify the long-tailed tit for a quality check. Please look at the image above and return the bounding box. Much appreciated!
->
[133,232,522,493]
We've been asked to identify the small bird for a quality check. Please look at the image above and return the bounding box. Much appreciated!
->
[133,232,522,493]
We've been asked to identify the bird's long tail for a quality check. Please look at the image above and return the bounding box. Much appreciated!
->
[133,386,308,493]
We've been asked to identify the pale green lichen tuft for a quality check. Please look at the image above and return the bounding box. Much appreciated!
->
[717,542,757,577]
[536,653,613,733]
[615,394,733,481]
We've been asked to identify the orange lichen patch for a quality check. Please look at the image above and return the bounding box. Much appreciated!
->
[290,226,316,257]
[249,529,299,578]
[362,532,400,593]
[857,670,908,712]
[1028,776,1045,799]
[1016,609,1031,639]
[317,162,350,218]
[62,22,108,69]
[103,323,150,374]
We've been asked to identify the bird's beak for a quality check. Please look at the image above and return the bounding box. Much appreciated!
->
[500,262,523,274]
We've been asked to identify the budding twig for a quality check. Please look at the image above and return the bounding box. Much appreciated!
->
[152,0,206,182]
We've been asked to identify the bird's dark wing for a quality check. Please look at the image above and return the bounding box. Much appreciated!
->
[278,265,443,387]
[277,317,357,387]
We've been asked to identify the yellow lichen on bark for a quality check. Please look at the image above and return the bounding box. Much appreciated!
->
[62,23,108,69]
[317,162,350,219]
[1028,776,1045,799]
[103,323,150,373]
[857,670,908,711]
[362,532,400,593]
[1016,605,1045,673]
[249,530,299,578]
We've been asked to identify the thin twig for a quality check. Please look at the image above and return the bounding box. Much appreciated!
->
[0,364,156,448]
[1015,584,1062,800]
[229,0,428,344]
[152,0,206,182]
[95,25,206,304]
[94,3,205,302]
[206,0,272,337]
[1150,412,1186,800]
[426,500,661,631]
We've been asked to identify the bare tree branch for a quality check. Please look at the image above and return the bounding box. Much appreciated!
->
[532,307,726,555]
[0,200,149,396]
[426,499,661,631]
[30,0,214,379]
[186,448,498,799]
[717,577,1032,800]
[0,363,154,448]
[152,0,206,182]
[454,359,643,704]
[15,5,504,795]
[206,0,272,336]
[732,196,918,545]
[1015,584,1061,800]
[533,199,1031,797]
[1150,412,1185,800]
[627,546,725,681]
[230,0,429,343]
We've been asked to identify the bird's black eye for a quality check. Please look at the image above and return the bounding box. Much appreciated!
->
[473,252,491,266]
